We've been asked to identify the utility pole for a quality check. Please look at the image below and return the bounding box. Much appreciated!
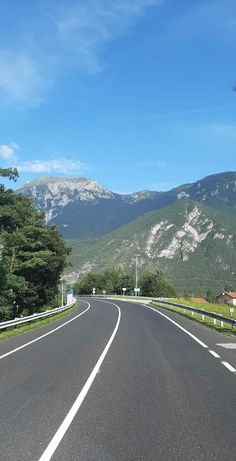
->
[61,281,64,306]
[135,256,138,296]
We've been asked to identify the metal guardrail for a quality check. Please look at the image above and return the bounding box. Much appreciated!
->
[76,294,235,328]
[152,299,236,328]
[0,297,76,331]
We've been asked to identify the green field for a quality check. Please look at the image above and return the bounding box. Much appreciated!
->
[173,297,236,319]
[152,299,235,335]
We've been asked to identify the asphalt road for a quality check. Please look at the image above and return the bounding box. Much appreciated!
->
[1,297,236,460]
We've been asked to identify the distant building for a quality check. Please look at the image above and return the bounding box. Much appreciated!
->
[217,292,236,306]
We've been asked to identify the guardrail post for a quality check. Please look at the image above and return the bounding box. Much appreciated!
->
[150,299,234,331]
[220,314,224,328]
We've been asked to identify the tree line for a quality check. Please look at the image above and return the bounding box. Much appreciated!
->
[75,267,176,297]
[0,168,70,320]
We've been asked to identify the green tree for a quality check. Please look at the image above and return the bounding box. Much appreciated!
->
[206,288,216,303]
[2,223,70,314]
[76,272,104,295]
[0,168,70,317]
[0,167,18,182]
[100,267,134,294]
[76,268,135,295]
[139,268,176,298]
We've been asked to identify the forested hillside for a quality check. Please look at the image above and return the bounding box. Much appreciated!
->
[16,171,236,296]
[68,199,236,295]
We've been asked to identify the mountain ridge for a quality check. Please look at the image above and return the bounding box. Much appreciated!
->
[17,171,236,238]
[16,171,236,294]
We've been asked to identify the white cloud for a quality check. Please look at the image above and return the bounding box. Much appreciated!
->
[0,142,19,159]
[53,0,162,73]
[0,0,161,106]
[110,105,226,123]
[0,52,51,106]
[17,159,86,174]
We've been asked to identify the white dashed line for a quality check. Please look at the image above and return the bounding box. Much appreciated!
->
[221,361,236,373]
[116,300,236,376]
[209,350,221,358]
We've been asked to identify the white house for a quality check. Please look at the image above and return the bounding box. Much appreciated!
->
[217,292,236,306]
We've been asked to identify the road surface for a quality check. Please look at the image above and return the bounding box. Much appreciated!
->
[1,297,236,460]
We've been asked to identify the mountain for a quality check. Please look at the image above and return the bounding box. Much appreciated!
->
[67,199,236,295]
[17,172,236,239]
[17,177,169,238]
[172,171,236,209]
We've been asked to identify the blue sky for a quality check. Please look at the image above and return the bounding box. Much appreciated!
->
[0,0,236,193]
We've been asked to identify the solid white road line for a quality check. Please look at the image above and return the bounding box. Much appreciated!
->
[0,302,90,361]
[209,350,221,358]
[140,303,208,348]
[221,361,236,373]
[131,301,236,374]
[38,301,121,461]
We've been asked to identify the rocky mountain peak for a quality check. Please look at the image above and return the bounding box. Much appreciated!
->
[16,171,236,238]
[17,176,115,223]
[18,176,113,198]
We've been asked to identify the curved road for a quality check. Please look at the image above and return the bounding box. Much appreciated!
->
[1,297,236,460]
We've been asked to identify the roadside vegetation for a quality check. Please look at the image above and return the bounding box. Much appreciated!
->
[174,297,236,319]
[0,167,70,321]
[75,267,176,297]
[152,298,236,335]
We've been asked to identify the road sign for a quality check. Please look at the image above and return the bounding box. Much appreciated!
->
[134,288,140,292]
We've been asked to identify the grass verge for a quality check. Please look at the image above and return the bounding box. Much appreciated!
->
[174,297,236,319]
[0,305,77,341]
[151,302,236,336]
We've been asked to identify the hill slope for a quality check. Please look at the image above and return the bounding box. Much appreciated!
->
[67,199,236,295]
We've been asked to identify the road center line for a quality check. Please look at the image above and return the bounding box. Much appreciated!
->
[0,302,90,361]
[38,300,121,461]
[221,361,236,373]
[209,350,221,358]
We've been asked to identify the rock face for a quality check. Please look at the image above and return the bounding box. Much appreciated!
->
[17,177,169,238]
[157,207,214,261]
[17,172,236,239]
[18,177,114,222]
[17,172,236,293]
[68,199,236,294]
